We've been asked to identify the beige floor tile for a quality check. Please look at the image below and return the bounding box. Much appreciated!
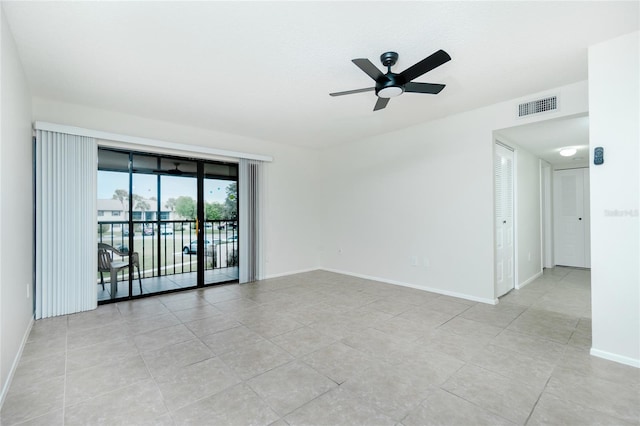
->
[362,298,415,316]
[270,326,336,357]
[301,341,383,385]
[459,302,526,328]
[528,392,637,426]
[241,315,304,339]
[171,383,279,426]
[490,329,567,364]
[0,376,64,426]
[64,379,167,426]
[441,364,541,424]
[171,304,221,322]
[200,325,265,355]
[184,313,242,337]
[13,409,64,426]
[422,329,491,362]
[423,298,474,316]
[340,362,437,421]
[469,344,555,390]
[218,340,293,380]
[155,357,241,411]
[65,354,150,406]
[67,336,139,372]
[8,352,66,392]
[396,306,456,328]
[546,367,640,423]
[437,317,503,337]
[67,320,131,351]
[142,338,214,377]
[402,389,515,426]
[247,361,336,416]
[558,346,640,390]
[285,387,395,426]
[133,324,196,353]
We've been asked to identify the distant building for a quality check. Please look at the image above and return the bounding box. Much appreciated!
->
[97,198,178,228]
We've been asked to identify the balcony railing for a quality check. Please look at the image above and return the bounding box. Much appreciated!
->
[97,219,238,282]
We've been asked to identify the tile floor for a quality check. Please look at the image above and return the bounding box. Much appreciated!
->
[2,267,639,425]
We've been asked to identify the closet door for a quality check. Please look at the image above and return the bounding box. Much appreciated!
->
[495,144,515,297]
[554,168,590,267]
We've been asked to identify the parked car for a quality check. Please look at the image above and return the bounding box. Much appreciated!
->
[143,227,154,236]
[160,224,173,235]
[183,239,224,254]
[116,245,129,253]
[227,235,238,242]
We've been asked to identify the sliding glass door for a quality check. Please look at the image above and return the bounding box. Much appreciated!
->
[97,148,238,302]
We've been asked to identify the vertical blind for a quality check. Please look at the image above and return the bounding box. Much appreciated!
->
[35,130,97,319]
[238,159,264,283]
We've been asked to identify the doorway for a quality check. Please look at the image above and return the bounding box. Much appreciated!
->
[97,148,239,302]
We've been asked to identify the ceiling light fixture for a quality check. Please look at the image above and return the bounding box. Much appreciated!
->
[559,148,577,157]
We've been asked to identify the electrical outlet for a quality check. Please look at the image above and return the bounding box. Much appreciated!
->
[528,252,531,262]
[26,282,30,299]
[338,248,343,254]
[410,256,418,266]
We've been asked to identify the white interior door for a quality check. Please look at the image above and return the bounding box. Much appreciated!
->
[495,143,515,297]
[554,168,590,267]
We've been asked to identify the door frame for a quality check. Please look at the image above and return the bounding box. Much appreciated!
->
[540,160,554,269]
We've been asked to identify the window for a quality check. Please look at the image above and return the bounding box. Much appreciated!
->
[98,210,105,217]
[112,211,121,216]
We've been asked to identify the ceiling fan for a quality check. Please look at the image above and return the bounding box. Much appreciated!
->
[153,162,183,175]
[329,49,451,111]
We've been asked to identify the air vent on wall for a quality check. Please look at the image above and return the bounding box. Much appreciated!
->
[518,96,558,117]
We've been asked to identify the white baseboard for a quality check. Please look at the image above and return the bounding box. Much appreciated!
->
[322,268,497,305]
[262,267,321,280]
[0,316,34,408]
[590,348,640,368]
[516,270,543,290]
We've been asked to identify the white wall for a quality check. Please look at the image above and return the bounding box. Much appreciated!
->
[320,81,588,303]
[32,98,322,279]
[588,31,639,367]
[514,146,543,287]
[0,8,34,402]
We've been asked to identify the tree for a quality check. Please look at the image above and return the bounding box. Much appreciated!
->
[224,182,238,219]
[174,196,196,220]
[165,197,177,212]
[112,189,128,210]
[206,202,224,220]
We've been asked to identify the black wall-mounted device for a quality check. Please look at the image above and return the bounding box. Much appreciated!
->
[594,147,604,165]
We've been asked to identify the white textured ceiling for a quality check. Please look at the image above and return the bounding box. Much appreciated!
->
[2,1,638,148]
[496,115,590,169]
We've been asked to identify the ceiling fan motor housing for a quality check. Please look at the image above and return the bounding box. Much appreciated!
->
[376,73,404,98]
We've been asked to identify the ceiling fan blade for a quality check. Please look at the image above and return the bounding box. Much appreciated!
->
[330,87,375,97]
[404,82,446,94]
[399,49,451,83]
[373,97,390,111]
[352,58,384,81]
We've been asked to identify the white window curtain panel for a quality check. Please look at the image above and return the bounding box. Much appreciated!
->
[238,158,264,283]
[35,130,97,319]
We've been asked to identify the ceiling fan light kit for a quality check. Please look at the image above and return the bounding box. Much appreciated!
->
[330,49,451,111]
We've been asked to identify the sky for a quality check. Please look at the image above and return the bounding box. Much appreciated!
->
[98,171,232,205]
